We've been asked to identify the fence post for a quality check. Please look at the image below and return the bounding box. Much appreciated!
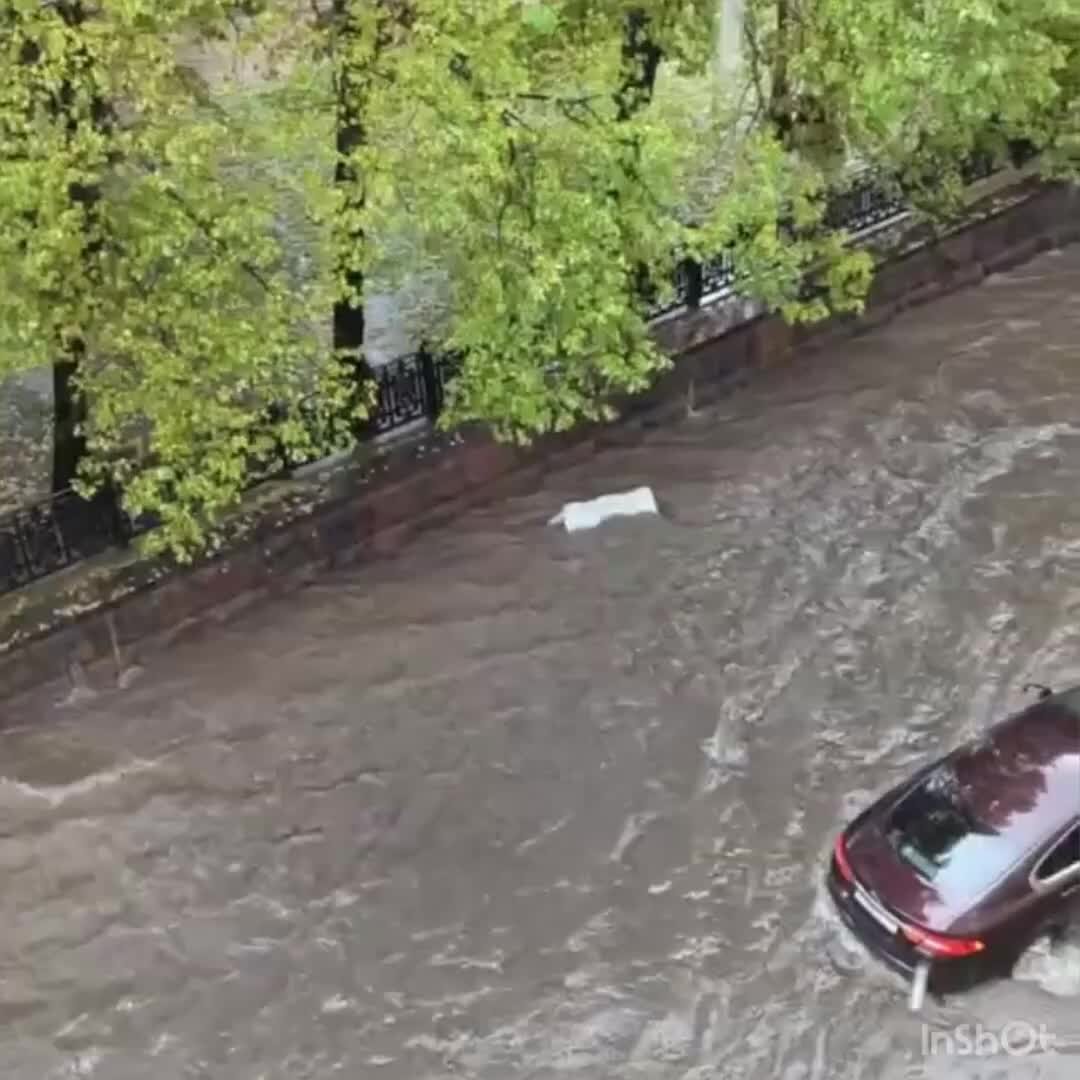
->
[418,344,442,422]
[682,258,703,309]
[100,481,132,547]
[11,512,32,586]
[264,401,291,476]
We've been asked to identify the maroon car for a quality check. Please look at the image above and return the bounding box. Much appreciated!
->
[827,683,1080,994]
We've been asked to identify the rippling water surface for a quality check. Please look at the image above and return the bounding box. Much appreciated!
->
[4,249,1080,1079]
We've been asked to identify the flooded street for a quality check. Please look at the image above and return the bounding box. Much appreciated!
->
[4,247,1080,1078]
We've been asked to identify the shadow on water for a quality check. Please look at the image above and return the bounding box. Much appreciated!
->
[4,248,1080,1078]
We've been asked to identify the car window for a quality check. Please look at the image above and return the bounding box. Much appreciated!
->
[887,765,1017,896]
[1035,824,1080,882]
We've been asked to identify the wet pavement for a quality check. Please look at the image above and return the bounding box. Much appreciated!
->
[4,248,1080,1078]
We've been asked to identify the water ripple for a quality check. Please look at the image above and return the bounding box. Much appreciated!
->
[4,248,1080,1078]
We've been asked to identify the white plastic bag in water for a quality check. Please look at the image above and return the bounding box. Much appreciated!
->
[549,486,659,532]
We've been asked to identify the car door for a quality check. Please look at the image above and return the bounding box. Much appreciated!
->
[1029,820,1080,929]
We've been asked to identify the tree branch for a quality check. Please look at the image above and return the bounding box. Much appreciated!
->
[160,185,274,293]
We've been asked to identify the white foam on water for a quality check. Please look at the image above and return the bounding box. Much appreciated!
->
[0,758,159,808]
[1013,935,1080,999]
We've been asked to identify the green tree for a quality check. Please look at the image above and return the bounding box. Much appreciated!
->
[5,0,1073,563]
[15,1,111,494]
[0,0,348,556]
[352,0,872,445]
[742,0,1074,200]
[329,0,413,442]
[1030,8,1080,172]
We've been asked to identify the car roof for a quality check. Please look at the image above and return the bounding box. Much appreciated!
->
[952,688,1080,856]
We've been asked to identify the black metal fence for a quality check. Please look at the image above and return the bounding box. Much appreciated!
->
[369,346,456,434]
[0,146,1035,597]
[0,486,132,594]
[0,348,464,594]
[822,170,909,234]
[638,167,913,319]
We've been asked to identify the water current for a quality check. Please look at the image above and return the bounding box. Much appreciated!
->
[3,248,1080,1078]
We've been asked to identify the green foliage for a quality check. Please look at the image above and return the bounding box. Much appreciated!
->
[1,0,1077,560]
[744,0,1073,198]
[688,131,874,322]
[352,0,873,443]
[0,0,349,559]
[353,2,677,441]
[1030,9,1080,174]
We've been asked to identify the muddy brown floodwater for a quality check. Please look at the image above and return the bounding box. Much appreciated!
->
[4,249,1080,1080]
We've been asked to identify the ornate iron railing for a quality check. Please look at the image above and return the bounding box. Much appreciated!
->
[822,170,908,234]
[0,147,1035,597]
[1,349,462,595]
[370,347,455,434]
[0,486,133,594]
[645,165,911,320]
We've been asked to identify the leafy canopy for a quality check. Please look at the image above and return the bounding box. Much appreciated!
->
[0,0,1076,558]
[743,0,1076,195]
[354,0,874,442]
[0,0,346,557]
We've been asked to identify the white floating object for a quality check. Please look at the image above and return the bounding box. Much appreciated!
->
[549,486,659,533]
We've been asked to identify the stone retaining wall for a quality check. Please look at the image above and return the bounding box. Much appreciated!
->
[2,176,1078,707]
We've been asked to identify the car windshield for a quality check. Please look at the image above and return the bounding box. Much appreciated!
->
[887,764,1016,897]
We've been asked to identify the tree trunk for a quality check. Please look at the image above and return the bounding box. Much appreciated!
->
[615,9,663,122]
[769,0,793,146]
[51,355,87,493]
[332,0,379,442]
[614,10,665,305]
[50,1,107,493]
